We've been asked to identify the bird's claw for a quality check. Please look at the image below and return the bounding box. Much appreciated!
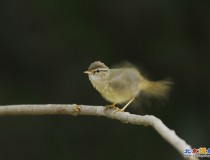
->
[113,108,124,114]
[104,104,118,111]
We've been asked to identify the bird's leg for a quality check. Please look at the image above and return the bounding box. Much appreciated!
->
[104,103,118,110]
[114,98,135,112]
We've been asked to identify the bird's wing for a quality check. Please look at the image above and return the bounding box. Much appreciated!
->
[109,74,128,91]
[109,69,138,92]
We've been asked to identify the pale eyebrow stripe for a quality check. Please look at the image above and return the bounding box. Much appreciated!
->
[93,68,108,72]
[99,68,108,71]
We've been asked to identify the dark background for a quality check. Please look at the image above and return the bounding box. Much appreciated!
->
[1,0,210,159]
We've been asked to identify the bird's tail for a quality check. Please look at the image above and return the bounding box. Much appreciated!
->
[140,79,172,100]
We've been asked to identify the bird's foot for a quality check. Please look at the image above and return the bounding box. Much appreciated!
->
[104,103,118,111]
[113,108,124,114]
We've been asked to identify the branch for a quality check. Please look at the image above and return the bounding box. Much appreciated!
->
[0,104,198,160]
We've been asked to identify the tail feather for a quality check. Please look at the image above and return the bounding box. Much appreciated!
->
[140,79,172,100]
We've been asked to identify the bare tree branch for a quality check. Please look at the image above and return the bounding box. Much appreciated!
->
[0,104,198,160]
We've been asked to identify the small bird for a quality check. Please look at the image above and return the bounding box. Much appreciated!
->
[84,61,171,112]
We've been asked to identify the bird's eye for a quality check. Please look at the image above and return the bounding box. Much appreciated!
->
[96,69,100,73]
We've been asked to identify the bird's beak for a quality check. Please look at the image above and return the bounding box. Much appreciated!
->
[84,71,91,74]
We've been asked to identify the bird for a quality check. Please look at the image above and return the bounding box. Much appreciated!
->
[84,61,172,112]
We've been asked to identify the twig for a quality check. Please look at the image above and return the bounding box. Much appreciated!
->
[0,104,198,160]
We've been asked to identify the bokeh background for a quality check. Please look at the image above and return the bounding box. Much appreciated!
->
[1,0,210,159]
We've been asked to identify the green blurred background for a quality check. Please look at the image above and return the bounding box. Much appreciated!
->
[1,0,210,159]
